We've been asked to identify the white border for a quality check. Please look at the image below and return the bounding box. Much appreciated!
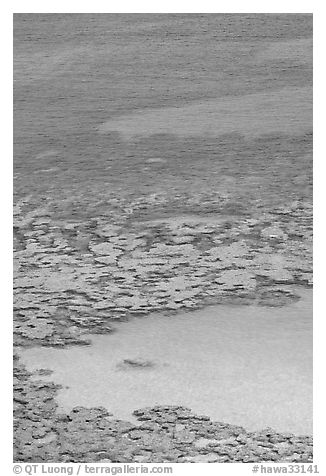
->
[3,4,324,474]
[4,1,316,14]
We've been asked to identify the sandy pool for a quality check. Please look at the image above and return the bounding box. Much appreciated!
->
[19,288,312,435]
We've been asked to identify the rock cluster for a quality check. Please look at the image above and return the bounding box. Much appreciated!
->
[14,360,313,463]
[14,181,313,462]
[14,191,312,347]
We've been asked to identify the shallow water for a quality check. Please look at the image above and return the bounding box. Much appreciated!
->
[99,87,312,139]
[14,14,312,197]
[19,288,312,435]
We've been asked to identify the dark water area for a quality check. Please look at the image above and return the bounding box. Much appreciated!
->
[14,14,312,208]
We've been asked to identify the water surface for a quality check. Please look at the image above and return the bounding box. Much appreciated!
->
[99,87,312,139]
[14,14,312,200]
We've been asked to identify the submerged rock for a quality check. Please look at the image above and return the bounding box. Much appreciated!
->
[117,358,156,370]
[258,289,300,307]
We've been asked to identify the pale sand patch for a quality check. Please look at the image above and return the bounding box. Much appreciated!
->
[19,289,312,435]
[98,86,312,139]
[135,214,229,226]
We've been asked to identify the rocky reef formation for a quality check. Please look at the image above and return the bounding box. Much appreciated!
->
[14,358,313,463]
[13,140,313,461]
[14,189,312,348]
